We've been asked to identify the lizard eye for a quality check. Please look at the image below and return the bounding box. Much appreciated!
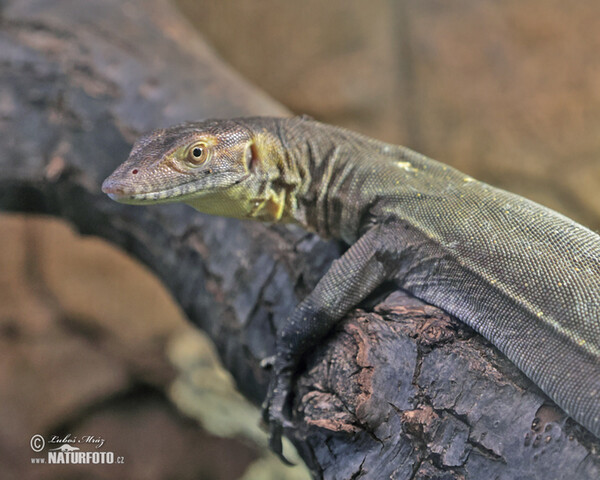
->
[186,142,208,165]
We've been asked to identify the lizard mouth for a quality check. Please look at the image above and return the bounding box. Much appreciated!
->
[101,173,251,204]
[101,180,202,204]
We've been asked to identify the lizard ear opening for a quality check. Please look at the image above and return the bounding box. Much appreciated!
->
[245,141,260,171]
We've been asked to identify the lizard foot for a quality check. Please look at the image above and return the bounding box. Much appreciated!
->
[261,363,295,465]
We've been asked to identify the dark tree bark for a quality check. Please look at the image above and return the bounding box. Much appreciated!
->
[1,1,598,478]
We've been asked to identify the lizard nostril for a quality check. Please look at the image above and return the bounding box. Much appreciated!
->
[131,169,139,175]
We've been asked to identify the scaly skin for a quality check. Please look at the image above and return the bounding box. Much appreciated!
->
[103,116,600,459]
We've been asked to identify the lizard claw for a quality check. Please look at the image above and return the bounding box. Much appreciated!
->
[268,423,294,466]
[261,364,295,465]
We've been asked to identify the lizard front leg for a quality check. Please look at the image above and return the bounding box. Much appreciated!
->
[263,225,399,460]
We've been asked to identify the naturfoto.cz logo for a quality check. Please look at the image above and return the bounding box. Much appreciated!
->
[30,434,125,465]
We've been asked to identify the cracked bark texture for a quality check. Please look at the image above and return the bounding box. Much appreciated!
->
[1,0,599,478]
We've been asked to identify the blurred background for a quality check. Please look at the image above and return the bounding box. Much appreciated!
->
[2,0,599,478]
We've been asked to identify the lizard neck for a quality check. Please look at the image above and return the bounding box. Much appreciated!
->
[277,117,388,242]
[245,116,402,242]
[236,118,308,224]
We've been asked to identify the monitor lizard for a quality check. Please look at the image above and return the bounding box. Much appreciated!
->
[102,116,600,459]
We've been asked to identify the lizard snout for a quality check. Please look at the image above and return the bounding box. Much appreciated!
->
[101,175,131,200]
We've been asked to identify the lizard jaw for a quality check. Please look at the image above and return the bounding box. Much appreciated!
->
[101,172,252,205]
[101,177,191,204]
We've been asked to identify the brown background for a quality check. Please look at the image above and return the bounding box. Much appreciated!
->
[2,1,599,478]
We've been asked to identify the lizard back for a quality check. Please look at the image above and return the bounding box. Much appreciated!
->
[277,117,600,437]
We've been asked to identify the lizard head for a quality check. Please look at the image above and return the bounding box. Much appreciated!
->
[102,119,285,219]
